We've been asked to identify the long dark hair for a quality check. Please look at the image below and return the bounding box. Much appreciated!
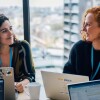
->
[0,14,18,42]
[0,14,9,27]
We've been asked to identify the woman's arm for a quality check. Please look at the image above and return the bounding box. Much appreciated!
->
[20,40,35,82]
[15,79,29,93]
[15,40,35,93]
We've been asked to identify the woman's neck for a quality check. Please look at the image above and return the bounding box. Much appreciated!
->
[0,46,10,55]
[92,39,100,50]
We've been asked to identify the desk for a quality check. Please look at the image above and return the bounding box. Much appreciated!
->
[17,85,50,100]
[17,68,62,100]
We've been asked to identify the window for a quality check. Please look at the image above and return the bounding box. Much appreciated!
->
[0,0,24,40]
[29,0,64,68]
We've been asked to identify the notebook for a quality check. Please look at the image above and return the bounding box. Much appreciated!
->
[0,67,16,100]
[0,79,4,100]
[41,71,89,100]
[68,80,100,100]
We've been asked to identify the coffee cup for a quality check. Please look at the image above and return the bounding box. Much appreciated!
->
[25,82,41,100]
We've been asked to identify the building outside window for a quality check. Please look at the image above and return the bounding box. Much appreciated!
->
[0,0,99,83]
[29,0,64,69]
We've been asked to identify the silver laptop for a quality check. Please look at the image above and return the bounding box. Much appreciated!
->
[68,80,100,100]
[0,67,16,100]
[41,71,89,100]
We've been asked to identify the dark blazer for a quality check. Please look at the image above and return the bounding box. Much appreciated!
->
[63,40,100,80]
[11,40,35,82]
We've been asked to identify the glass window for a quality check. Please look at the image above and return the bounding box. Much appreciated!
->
[29,0,64,69]
[0,0,24,40]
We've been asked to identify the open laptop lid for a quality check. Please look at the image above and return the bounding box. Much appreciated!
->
[0,79,4,100]
[41,71,89,100]
[68,80,100,100]
[0,67,16,100]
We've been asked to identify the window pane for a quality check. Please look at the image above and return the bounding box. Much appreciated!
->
[0,0,24,40]
[30,0,64,68]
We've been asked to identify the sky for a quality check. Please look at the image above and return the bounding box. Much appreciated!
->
[0,0,63,7]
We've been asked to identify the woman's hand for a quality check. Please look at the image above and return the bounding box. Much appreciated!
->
[15,82,24,93]
[15,79,30,93]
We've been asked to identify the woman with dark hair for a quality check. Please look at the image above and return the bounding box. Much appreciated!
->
[0,14,35,92]
[63,6,100,81]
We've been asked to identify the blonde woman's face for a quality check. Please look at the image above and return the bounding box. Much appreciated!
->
[83,13,100,42]
[0,20,14,46]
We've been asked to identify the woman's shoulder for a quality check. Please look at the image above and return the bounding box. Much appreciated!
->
[14,40,30,50]
[20,40,31,49]
[20,40,30,45]
[72,40,92,50]
[75,40,91,45]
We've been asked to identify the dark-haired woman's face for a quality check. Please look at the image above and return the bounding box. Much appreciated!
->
[0,20,14,46]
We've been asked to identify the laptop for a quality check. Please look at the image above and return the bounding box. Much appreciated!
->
[0,67,16,100]
[68,80,100,100]
[41,71,89,100]
[0,79,4,100]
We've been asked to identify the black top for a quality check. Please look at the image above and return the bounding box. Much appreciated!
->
[11,40,35,82]
[63,40,100,80]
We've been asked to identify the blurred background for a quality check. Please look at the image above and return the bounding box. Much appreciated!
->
[0,0,100,83]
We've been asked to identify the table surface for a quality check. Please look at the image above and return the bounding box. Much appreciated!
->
[17,85,50,100]
[17,68,62,100]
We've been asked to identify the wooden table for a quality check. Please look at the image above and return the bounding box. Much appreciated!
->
[17,85,50,100]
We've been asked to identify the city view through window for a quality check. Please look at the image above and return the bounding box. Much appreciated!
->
[0,0,100,85]
[30,0,64,68]
[0,0,100,69]
[0,0,64,68]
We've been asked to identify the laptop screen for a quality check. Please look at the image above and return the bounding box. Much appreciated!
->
[0,79,4,100]
[68,80,100,100]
